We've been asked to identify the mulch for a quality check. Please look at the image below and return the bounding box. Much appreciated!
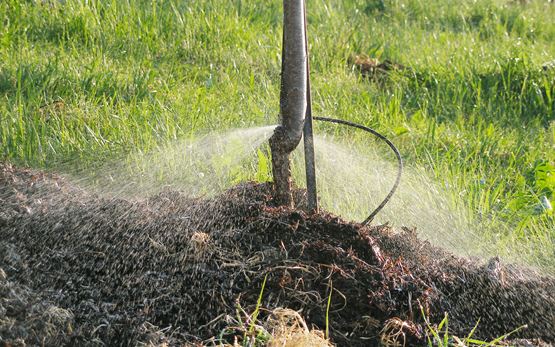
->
[1,161,554,347]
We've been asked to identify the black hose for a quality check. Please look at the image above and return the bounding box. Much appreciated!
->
[312,117,403,226]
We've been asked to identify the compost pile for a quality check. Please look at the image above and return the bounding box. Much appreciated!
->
[1,162,554,347]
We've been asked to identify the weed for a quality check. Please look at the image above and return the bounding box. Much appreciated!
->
[222,275,271,346]
[325,279,332,340]
[421,307,527,347]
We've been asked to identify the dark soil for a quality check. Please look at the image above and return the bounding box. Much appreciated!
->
[348,54,405,80]
[1,161,554,347]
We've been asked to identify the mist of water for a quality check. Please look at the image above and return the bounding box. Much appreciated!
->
[60,125,276,198]
[290,136,482,256]
[290,135,552,275]
[58,125,550,274]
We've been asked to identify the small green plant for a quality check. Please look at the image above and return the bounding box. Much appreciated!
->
[220,275,271,346]
[249,274,268,336]
[526,160,555,201]
[421,307,527,347]
[325,279,333,340]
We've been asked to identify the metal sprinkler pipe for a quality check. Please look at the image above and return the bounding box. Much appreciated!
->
[297,0,401,222]
[302,0,318,214]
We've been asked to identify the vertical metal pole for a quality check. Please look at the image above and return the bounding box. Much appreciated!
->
[302,0,318,213]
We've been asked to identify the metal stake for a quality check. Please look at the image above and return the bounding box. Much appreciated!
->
[302,0,318,213]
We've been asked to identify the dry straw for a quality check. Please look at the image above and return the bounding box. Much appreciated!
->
[222,307,333,347]
[265,308,333,347]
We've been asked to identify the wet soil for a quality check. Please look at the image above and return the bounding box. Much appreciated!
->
[1,162,554,347]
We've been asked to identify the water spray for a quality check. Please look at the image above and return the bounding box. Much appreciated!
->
[270,0,403,225]
[311,117,403,225]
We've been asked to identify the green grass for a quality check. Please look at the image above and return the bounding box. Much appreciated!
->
[1,0,554,272]
[421,309,527,346]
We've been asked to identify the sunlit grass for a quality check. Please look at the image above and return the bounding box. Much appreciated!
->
[1,0,554,272]
[421,309,527,347]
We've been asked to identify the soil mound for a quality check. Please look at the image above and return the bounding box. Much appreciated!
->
[1,162,554,347]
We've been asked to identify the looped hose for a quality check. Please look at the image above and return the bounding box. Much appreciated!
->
[313,117,403,226]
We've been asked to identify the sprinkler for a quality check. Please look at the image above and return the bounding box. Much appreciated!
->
[270,0,402,225]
